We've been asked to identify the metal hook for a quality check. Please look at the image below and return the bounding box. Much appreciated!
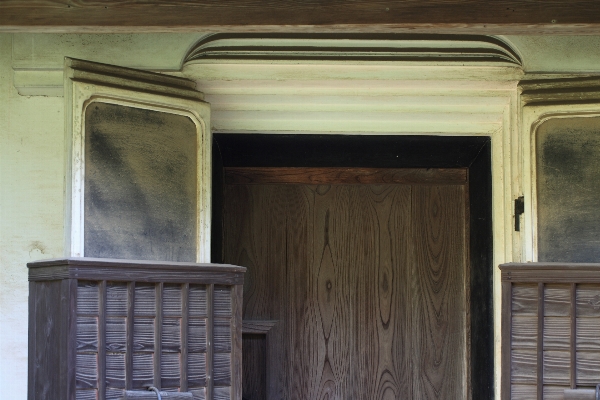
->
[148,386,162,400]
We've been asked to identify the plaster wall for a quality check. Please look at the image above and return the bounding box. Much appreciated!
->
[0,33,65,398]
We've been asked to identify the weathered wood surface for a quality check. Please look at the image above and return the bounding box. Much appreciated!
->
[4,0,600,34]
[121,390,193,399]
[241,320,278,334]
[242,334,266,400]
[501,263,600,283]
[28,258,244,400]
[223,175,468,399]
[564,389,596,400]
[225,167,467,185]
[29,258,245,284]
[501,263,600,400]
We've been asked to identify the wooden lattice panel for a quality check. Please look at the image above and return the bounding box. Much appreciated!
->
[501,263,600,400]
[28,258,244,400]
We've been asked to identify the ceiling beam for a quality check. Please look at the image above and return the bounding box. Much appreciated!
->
[2,0,600,34]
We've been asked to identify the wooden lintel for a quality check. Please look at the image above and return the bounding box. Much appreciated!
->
[2,1,600,34]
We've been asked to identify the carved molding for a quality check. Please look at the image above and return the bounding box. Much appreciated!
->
[520,76,600,105]
[184,33,522,66]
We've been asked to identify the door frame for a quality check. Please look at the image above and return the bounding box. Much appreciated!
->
[211,133,494,399]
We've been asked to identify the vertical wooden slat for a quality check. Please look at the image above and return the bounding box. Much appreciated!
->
[126,282,135,390]
[28,282,36,400]
[230,284,243,400]
[155,282,163,389]
[570,282,577,389]
[537,282,544,400]
[98,281,107,400]
[66,279,78,400]
[181,283,189,392]
[206,284,214,400]
[502,281,512,400]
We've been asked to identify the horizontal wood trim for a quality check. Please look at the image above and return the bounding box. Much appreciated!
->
[224,167,467,185]
[28,258,246,284]
[241,320,278,335]
[501,262,600,283]
[2,1,600,34]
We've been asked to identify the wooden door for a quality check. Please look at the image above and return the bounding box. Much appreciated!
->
[221,167,469,400]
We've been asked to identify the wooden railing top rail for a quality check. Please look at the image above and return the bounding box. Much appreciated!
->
[500,262,600,283]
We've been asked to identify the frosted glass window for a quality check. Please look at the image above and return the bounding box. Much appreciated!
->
[84,102,197,261]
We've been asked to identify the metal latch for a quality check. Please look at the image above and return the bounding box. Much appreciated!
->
[514,196,524,231]
[148,387,161,400]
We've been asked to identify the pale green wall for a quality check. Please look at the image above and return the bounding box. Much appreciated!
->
[0,33,65,398]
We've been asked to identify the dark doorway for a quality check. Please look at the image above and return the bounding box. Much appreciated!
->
[212,134,493,399]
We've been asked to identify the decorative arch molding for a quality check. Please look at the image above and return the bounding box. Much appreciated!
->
[183,33,522,66]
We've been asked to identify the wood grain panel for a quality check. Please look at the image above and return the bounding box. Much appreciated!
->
[543,317,570,350]
[576,352,600,385]
[32,281,66,399]
[214,287,232,318]
[190,388,206,400]
[121,391,193,399]
[213,386,231,400]
[412,185,466,400]
[576,285,600,317]
[188,353,207,387]
[76,389,98,400]
[77,316,99,352]
[242,334,266,400]
[512,315,538,349]
[543,350,570,385]
[545,284,571,317]
[188,319,207,353]
[576,318,600,351]
[76,353,98,389]
[162,318,182,353]
[213,353,232,386]
[511,384,537,400]
[5,0,600,34]
[133,318,155,352]
[134,284,157,316]
[189,286,208,317]
[98,280,107,398]
[106,388,125,400]
[225,167,467,185]
[77,282,99,315]
[161,352,181,388]
[214,320,232,353]
[106,352,126,389]
[223,174,467,399]
[132,353,154,389]
[163,284,182,317]
[106,317,127,352]
[181,284,189,392]
[511,349,537,384]
[512,284,539,315]
[106,283,128,316]
[544,385,571,400]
